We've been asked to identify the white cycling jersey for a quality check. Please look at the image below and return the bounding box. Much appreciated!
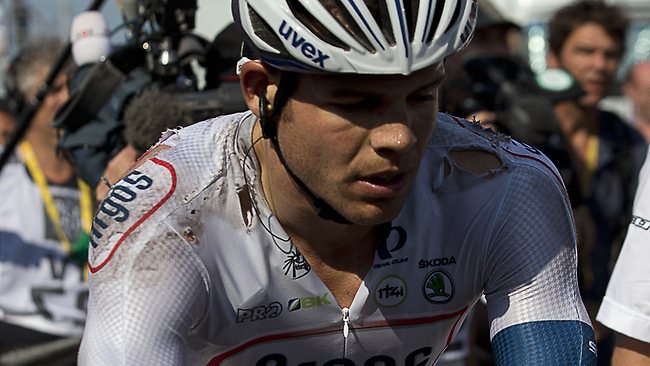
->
[79,112,595,365]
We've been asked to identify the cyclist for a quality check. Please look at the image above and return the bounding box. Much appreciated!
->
[79,1,596,364]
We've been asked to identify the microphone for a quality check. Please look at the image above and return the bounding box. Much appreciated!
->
[70,11,111,66]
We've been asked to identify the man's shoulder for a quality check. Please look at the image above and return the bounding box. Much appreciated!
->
[87,112,250,273]
[433,114,563,185]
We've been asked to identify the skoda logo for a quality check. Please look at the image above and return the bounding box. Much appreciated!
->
[422,269,454,304]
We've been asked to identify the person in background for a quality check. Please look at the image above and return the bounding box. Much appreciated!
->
[546,1,648,363]
[0,99,16,146]
[95,89,197,200]
[597,146,650,365]
[622,60,650,142]
[0,38,91,365]
[441,0,525,128]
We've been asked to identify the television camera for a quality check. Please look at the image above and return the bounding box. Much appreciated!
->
[53,0,247,188]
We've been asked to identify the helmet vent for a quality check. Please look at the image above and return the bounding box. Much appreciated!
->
[403,0,420,42]
[287,0,350,51]
[445,0,462,33]
[248,7,290,55]
[365,0,396,46]
[425,0,445,43]
[315,0,376,53]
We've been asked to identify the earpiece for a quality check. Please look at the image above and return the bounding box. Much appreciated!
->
[258,87,276,140]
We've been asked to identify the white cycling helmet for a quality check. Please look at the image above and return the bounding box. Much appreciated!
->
[232,0,478,75]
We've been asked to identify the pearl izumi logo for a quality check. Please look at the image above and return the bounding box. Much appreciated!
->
[374,275,407,307]
[374,225,409,269]
[422,270,454,304]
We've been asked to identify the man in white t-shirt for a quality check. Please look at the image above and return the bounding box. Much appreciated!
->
[597,149,650,365]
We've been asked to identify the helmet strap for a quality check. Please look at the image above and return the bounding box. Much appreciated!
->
[257,85,351,225]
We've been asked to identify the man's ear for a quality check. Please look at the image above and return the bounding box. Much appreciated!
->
[239,61,279,118]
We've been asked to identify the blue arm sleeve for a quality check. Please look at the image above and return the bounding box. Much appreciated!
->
[491,320,597,365]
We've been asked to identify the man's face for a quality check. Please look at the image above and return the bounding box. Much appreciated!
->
[276,63,444,225]
[29,69,69,132]
[550,22,623,107]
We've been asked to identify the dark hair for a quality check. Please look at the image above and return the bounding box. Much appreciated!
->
[122,89,195,154]
[4,37,68,114]
[548,1,628,58]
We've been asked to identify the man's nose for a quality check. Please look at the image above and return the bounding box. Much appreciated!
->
[369,106,417,155]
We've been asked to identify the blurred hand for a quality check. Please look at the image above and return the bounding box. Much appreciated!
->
[96,144,140,200]
[468,110,499,131]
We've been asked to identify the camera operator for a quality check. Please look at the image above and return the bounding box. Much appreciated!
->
[441,0,561,144]
[55,1,247,200]
[95,88,198,199]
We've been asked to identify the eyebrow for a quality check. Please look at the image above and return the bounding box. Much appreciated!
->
[327,72,446,98]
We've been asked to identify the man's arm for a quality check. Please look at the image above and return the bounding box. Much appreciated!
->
[79,157,208,365]
[483,163,595,365]
[613,335,650,366]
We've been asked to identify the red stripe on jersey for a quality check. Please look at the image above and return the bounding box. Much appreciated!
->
[88,158,177,273]
[207,307,467,365]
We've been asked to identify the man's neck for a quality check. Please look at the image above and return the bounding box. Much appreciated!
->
[251,121,377,265]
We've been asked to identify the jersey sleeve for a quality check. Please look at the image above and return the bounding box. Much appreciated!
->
[483,163,596,365]
[597,150,650,343]
[78,158,209,366]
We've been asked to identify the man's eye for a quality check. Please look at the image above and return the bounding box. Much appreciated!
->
[331,98,380,110]
[408,94,435,104]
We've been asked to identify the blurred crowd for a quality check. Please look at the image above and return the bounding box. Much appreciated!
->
[0,1,649,365]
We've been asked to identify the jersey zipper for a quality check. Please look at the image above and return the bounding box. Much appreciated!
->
[342,307,350,356]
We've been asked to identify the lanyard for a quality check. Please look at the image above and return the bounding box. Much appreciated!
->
[18,141,93,254]
[580,132,600,195]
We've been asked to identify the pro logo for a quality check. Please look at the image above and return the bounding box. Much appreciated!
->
[236,302,282,323]
[423,269,454,304]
